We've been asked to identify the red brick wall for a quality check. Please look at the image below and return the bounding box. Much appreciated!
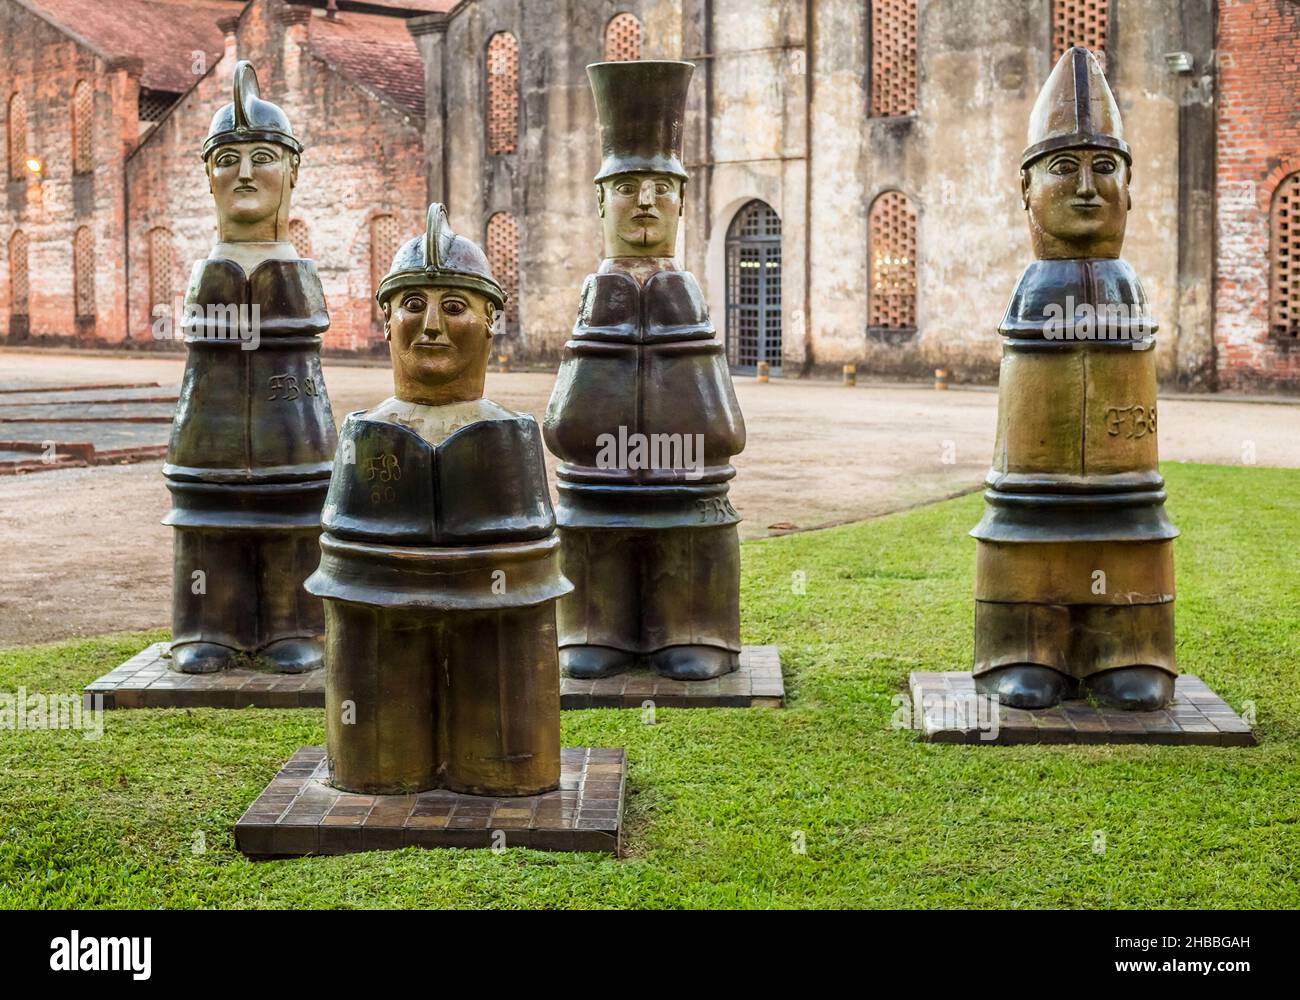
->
[0,1,137,342]
[1215,0,1300,391]
[127,0,426,352]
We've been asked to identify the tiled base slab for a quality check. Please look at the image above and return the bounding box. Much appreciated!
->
[908,672,1257,746]
[88,642,783,710]
[560,645,784,708]
[84,642,320,709]
[235,746,625,857]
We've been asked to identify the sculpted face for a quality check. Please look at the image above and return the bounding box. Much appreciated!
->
[599,172,682,258]
[385,285,497,405]
[206,141,298,242]
[1022,147,1130,259]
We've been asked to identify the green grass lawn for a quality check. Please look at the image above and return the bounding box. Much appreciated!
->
[1,461,1296,909]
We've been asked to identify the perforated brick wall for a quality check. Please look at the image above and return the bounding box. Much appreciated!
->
[868,190,916,331]
[870,0,916,117]
[485,210,519,332]
[486,31,519,156]
[604,13,642,62]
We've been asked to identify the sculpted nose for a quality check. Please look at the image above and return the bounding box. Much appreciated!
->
[637,179,655,207]
[1076,162,1097,198]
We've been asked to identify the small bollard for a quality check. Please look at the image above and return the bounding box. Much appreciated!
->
[756,361,770,383]
[497,353,511,373]
[842,364,856,387]
[934,367,950,390]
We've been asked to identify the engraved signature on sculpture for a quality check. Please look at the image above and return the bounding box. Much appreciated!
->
[267,372,320,401]
[695,496,737,523]
[363,453,401,504]
[1104,404,1157,439]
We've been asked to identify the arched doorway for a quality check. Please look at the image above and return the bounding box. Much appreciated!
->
[725,200,782,374]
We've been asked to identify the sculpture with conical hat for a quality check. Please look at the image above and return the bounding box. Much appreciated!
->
[306,203,569,796]
[970,47,1178,710]
[544,61,747,682]
[162,60,336,675]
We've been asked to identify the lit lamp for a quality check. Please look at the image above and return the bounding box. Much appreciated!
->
[25,157,43,179]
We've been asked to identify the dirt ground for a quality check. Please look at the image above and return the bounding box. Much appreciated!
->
[0,348,1296,647]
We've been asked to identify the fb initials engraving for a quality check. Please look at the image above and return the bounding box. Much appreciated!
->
[267,372,319,401]
[1104,404,1156,439]
[696,496,737,523]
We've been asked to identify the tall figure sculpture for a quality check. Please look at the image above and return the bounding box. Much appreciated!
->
[544,61,747,682]
[972,47,1178,711]
[307,204,568,796]
[163,61,336,674]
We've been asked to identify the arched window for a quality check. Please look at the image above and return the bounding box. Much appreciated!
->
[868,191,917,333]
[870,0,917,117]
[1053,0,1109,67]
[370,213,400,328]
[605,13,642,61]
[7,92,27,180]
[148,227,174,315]
[725,200,783,373]
[1271,171,1300,339]
[9,230,29,318]
[73,225,96,320]
[72,81,93,175]
[485,211,520,335]
[288,218,312,259]
[486,32,519,155]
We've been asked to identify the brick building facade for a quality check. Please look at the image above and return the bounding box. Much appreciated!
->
[1214,0,1300,391]
[2,0,1298,391]
[2,0,439,352]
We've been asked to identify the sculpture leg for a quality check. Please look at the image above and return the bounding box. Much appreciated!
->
[324,601,439,794]
[973,601,1076,708]
[556,526,640,678]
[643,524,742,681]
[437,602,562,797]
[1077,602,1177,710]
[170,527,256,673]
[254,527,325,673]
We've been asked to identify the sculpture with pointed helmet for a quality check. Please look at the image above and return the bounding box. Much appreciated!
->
[306,203,568,797]
[543,61,748,683]
[970,47,1178,712]
[202,61,303,252]
[163,59,336,677]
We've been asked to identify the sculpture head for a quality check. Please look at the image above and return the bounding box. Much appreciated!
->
[202,61,303,243]
[598,172,683,257]
[588,60,692,259]
[377,204,506,406]
[1020,47,1131,259]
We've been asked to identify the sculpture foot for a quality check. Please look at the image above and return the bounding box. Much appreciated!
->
[975,664,1071,709]
[649,645,739,681]
[560,645,636,679]
[260,637,324,674]
[170,641,236,675]
[1086,666,1175,711]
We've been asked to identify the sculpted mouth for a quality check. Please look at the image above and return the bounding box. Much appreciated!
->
[234,185,257,193]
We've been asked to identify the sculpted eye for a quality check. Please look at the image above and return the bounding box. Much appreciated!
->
[1049,157,1079,176]
[442,298,467,315]
[216,153,239,167]
[402,295,426,312]
[655,182,670,195]
[616,182,636,195]
[252,149,275,164]
[1093,157,1117,174]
